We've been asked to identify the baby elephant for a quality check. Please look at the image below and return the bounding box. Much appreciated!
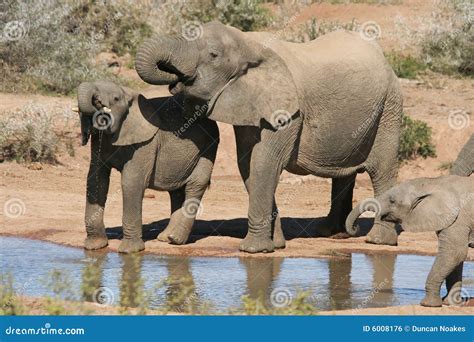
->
[346,175,473,307]
[75,81,219,253]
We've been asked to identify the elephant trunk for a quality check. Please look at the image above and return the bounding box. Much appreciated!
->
[345,199,386,236]
[77,82,98,114]
[135,36,197,85]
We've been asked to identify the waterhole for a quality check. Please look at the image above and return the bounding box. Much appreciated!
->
[1,236,472,312]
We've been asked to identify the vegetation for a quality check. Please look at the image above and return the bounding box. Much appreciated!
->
[420,0,473,76]
[0,270,319,316]
[284,16,358,42]
[385,52,427,79]
[0,274,25,315]
[0,105,59,164]
[153,0,273,35]
[0,0,152,95]
[398,113,436,161]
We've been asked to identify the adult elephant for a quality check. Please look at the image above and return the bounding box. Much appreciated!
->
[135,21,403,253]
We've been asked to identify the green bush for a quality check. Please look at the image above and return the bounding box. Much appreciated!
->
[420,0,473,76]
[398,113,436,161]
[0,0,152,95]
[66,0,153,56]
[0,104,67,164]
[285,16,357,42]
[153,0,273,35]
[385,52,427,79]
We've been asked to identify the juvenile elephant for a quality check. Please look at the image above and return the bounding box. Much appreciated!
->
[135,21,403,253]
[346,175,473,307]
[75,81,219,253]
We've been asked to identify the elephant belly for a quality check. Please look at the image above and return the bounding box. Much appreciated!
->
[150,134,201,191]
[288,120,375,178]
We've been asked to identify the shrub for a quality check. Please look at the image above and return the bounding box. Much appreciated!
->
[152,0,273,35]
[65,0,153,56]
[0,104,65,164]
[396,0,473,76]
[0,273,25,315]
[398,113,436,161]
[0,0,152,94]
[385,51,427,79]
[285,17,358,42]
[424,0,473,76]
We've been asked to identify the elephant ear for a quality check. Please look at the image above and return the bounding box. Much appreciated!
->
[402,190,460,232]
[208,41,299,129]
[111,92,159,146]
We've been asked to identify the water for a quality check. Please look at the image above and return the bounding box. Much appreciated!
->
[1,237,473,312]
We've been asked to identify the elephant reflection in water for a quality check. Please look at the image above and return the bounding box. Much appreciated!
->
[164,258,199,313]
[240,257,283,306]
[81,250,108,303]
[119,254,144,308]
[81,251,145,308]
[324,254,396,310]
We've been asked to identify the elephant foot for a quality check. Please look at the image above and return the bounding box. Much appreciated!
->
[420,294,443,307]
[84,235,108,250]
[168,227,191,245]
[273,224,286,249]
[240,235,274,253]
[365,223,398,246]
[442,288,467,306]
[118,238,145,254]
[330,232,351,239]
[273,235,286,249]
[317,215,346,237]
[157,228,173,242]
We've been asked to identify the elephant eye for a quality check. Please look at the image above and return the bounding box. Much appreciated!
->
[113,96,119,102]
[210,51,218,59]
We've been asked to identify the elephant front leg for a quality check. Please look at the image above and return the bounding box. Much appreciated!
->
[118,172,147,254]
[240,143,285,253]
[421,225,469,307]
[84,163,111,250]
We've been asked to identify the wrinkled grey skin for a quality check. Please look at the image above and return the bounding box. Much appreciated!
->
[135,21,403,253]
[450,134,474,247]
[77,81,219,253]
[346,175,474,307]
[451,135,474,177]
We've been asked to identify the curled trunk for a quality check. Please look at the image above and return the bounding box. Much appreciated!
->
[135,36,197,85]
[345,202,382,236]
[77,82,98,114]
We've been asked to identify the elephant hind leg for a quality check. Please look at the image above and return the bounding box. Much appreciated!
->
[319,174,356,237]
[421,224,469,307]
[442,263,465,306]
[157,187,186,242]
[167,157,214,245]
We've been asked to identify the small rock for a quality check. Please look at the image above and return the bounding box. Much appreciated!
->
[27,162,43,170]
[144,193,155,199]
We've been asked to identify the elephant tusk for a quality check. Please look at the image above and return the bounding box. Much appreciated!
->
[102,106,112,113]
[71,106,79,112]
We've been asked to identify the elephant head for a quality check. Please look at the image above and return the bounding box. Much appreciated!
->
[74,81,158,146]
[346,178,461,235]
[135,21,298,129]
